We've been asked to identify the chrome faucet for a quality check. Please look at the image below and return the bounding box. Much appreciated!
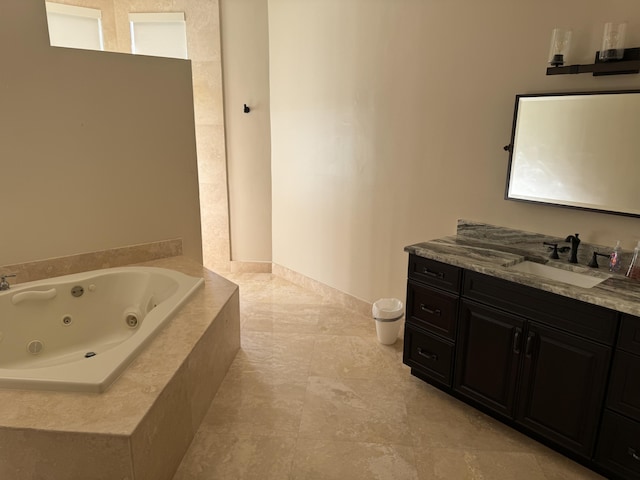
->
[565,234,580,264]
[0,274,16,291]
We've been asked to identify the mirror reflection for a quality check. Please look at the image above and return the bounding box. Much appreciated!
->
[505,91,640,217]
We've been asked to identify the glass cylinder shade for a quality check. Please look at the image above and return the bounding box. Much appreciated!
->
[599,22,627,61]
[548,28,572,66]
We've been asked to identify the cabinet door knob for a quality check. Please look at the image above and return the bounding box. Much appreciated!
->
[419,304,441,316]
[417,347,438,361]
[629,447,640,462]
[422,268,444,279]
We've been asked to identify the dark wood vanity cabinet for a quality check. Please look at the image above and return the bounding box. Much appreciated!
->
[597,410,640,479]
[404,254,630,478]
[595,314,640,478]
[454,297,610,457]
[403,257,461,388]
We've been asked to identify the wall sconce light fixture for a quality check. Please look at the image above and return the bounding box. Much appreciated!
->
[548,28,572,66]
[599,22,627,61]
[546,22,640,76]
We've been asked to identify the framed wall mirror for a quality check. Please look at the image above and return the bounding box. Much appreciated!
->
[505,90,640,218]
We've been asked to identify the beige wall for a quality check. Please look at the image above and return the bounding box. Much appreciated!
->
[269,0,640,304]
[221,0,272,262]
[46,0,230,272]
[1,0,202,266]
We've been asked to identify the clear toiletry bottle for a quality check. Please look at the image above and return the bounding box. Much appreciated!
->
[609,240,622,272]
[626,241,640,280]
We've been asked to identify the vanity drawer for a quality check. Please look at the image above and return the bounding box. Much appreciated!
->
[408,255,461,293]
[618,314,640,356]
[607,350,640,422]
[407,280,458,340]
[403,324,454,387]
[596,410,640,479]
[463,271,618,345]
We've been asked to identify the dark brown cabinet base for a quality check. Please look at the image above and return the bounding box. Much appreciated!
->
[596,410,640,479]
[403,254,634,479]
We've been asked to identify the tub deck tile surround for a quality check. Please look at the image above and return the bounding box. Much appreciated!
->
[0,238,183,284]
[0,254,240,480]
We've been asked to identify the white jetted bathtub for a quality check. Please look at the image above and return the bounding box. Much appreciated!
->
[0,266,204,393]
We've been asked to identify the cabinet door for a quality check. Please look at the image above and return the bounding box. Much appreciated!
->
[596,410,640,479]
[454,300,524,418]
[607,350,640,421]
[516,322,611,458]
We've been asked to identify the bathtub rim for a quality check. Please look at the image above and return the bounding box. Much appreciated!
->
[0,265,204,393]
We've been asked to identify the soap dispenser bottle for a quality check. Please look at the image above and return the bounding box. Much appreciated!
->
[626,241,640,280]
[610,240,622,272]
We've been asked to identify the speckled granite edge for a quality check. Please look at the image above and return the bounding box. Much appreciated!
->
[405,220,640,317]
[0,239,183,284]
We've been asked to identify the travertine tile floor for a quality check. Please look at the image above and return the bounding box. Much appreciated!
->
[173,273,604,479]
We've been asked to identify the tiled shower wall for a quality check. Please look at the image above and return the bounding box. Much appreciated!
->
[46,0,230,272]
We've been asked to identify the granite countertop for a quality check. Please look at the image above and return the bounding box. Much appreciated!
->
[405,220,640,317]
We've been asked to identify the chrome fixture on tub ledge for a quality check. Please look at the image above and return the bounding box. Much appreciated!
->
[0,273,16,291]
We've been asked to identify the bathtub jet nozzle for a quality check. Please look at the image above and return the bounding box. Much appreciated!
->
[125,314,139,328]
[71,286,84,298]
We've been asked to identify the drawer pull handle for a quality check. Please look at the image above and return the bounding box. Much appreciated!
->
[422,268,444,279]
[629,448,640,462]
[525,333,535,357]
[420,304,441,316]
[513,329,521,355]
[417,347,438,361]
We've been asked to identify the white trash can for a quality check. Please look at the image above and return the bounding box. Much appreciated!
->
[372,298,404,345]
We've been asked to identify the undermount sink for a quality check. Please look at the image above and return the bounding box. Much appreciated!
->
[508,261,609,289]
